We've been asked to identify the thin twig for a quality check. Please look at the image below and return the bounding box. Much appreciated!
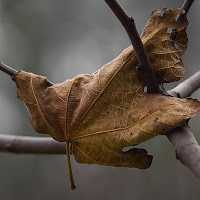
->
[170,0,195,40]
[178,0,194,18]
[168,71,200,98]
[0,61,54,86]
[0,61,18,78]
[104,0,161,93]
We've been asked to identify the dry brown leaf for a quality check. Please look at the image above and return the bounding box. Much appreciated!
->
[141,8,188,83]
[14,9,199,189]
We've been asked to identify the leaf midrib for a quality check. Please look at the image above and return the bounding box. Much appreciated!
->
[69,49,136,137]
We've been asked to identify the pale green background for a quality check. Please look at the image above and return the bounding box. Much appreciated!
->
[0,0,200,200]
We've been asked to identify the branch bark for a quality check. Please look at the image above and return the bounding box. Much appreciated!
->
[166,125,200,179]
[0,134,65,154]
[170,0,195,40]
[168,71,200,98]
[0,61,18,78]
[165,0,200,179]
[166,71,200,179]
[104,0,161,93]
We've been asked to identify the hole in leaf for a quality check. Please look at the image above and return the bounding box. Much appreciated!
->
[46,80,54,87]
[158,10,165,17]
[122,146,134,152]
[167,28,173,33]
[144,86,147,93]
[174,43,179,49]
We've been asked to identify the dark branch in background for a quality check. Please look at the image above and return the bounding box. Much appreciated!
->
[104,0,161,93]
[0,61,54,86]
[178,0,194,17]
[170,0,194,40]
[0,61,18,78]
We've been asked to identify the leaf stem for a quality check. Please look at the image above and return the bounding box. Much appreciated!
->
[66,142,76,190]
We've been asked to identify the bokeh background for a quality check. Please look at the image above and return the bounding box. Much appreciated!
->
[0,0,200,200]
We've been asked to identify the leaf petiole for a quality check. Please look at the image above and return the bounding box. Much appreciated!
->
[66,142,76,190]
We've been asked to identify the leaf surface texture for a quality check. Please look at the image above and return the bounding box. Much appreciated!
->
[14,9,200,188]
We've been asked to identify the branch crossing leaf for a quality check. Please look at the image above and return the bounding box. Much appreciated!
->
[14,9,200,189]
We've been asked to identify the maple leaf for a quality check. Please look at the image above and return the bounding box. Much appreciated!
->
[14,9,200,189]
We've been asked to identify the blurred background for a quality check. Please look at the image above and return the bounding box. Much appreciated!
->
[0,0,200,199]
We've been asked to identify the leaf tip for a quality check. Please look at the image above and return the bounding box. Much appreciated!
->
[71,184,76,190]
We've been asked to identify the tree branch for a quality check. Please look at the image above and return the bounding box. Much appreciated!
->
[104,0,161,93]
[170,0,195,40]
[0,134,65,154]
[166,125,200,179]
[0,61,54,86]
[166,71,200,179]
[165,0,200,180]
[178,0,194,18]
[168,71,200,98]
[0,61,18,79]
